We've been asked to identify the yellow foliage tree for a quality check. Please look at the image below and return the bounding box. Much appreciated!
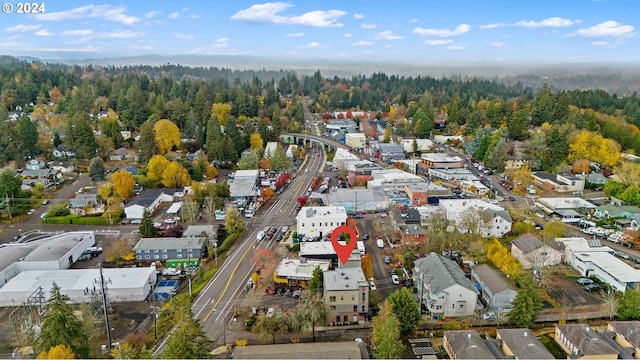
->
[212,103,232,124]
[147,155,170,182]
[153,119,180,155]
[250,133,264,150]
[572,159,590,174]
[206,163,218,180]
[568,130,621,168]
[38,344,75,359]
[485,238,523,280]
[161,161,191,188]
[112,170,135,199]
[98,182,114,200]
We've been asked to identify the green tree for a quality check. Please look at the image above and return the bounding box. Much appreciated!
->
[252,312,288,344]
[383,123,392,143]
[89,156,105,182]
[292,300,328,342]
[0,168,22,198]
[542,220,565,244]
[238,149,260,170]
[137,120,157,164]
[307,266,324,293]
[66,115,97,159]
[372,301,405,359]
[507,278,542,328]
[387,287,420,336]
[163,298,211,359]
[16,114,38,158]
[508,109,529,141]
[36,284,90,358]
[225,208,245,235]
[139,210,158,237]
[269,144,291,172]
[617,288,640,320]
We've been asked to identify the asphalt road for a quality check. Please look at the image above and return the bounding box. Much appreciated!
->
[153,142,327,354]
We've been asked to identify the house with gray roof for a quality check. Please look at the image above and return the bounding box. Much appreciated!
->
[607,321,640,356]
[471,264,518,311]
[69,193,105,216]
[414,253,478,319]
[496,328,554,359]
[443,330,496,359]
[232,341,367,359]
[133,237,206,261]
[555,324,620,359]
[124,188,181,219]
[511,233,562,270]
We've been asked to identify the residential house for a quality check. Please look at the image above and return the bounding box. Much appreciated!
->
[124,188,182,219]
[123,165,140,176]
[48,161,75,174]
[439,199,512,238]
[443,330,496,359]
[434,114,447,129]
[413,253,478,319]
[397,224,427,245]
[504,159,531,170]
[511,233,562,270]
[133,237,206,261]
[495,328,554,359]
[109,147,133,161]
[69,193,105,216]
[52,145,74,158]
[182,225,217,240]
[274,257,331,288]
[555,324,619,359]
[594,204,640,220]
[323,265,369,324]
[471,264,518,311]
[607,321,640,358]
[20,168,56,180]
[531,172,585,193]
[21,178,51,191]
[296,206,348,238]
[185,149,204,162]
[25,160,46,170]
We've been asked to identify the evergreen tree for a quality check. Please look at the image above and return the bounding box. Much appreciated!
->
[387,287,420,336]
[372,301,405,359]
[66,115,97,159]
[225,116,244,155]
[138,120,158,164]
[163,298,211,358]
[37,284,90,358]
[139,210,158,237]
[507,278,543,328]
[238,149,260,170]
[16,114,38,158]
[617,288,640,320]
[307,266,324,293]
[508,109,530,141]
[89,156,106,182]
[269,144,291,171]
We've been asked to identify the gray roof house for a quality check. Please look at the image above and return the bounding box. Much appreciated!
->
[471,264,518,311]
[607,321,640,356]
[414,253,478,318]
[555,324,620,359]
[443,330,496,359]
[133,237,206,261]
[496,328,554,359]
[109,147,133,161]
[69,193,105,216]
[511,233,562,270]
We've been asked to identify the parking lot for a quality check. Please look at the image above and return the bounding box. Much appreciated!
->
[545,269,603,307]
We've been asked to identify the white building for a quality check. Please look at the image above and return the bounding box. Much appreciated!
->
[535,197,597,215]
[345,133,366,150]
[264,142,278,158]
[124,188,181,219]
[332,148,360,170]
[296,206,348,238]
[229,169,259,199]
[414,253,478,318]
[555,237,613,263]
[367,168,423,189]
[439,199,512,238]
[0,266,157,307]
[401,138,433,153]
[571,251,640,293]
[0,231,95,287]
[459,180,489,197]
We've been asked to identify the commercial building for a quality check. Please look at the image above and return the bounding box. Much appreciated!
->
[345,133,366,150]
[532,172,585,193]
[273,257,331,288]
[295,206,348,238]
[323,265,369,324]
[322,188,389,214]
[0,266,157,307]
[414,253,478,319]
[535,197,596,215]
[229,169,259,199]
[133,237,207,261]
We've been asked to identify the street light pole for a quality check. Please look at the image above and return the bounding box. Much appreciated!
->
[99,261,112,350]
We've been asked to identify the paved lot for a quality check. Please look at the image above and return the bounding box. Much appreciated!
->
[545,270,603,307]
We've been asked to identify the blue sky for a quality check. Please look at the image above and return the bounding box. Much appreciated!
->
[1,0,639,64]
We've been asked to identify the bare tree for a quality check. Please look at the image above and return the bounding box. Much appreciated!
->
[600,290,619,320]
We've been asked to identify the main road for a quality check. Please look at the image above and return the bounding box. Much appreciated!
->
[154,142,327,354]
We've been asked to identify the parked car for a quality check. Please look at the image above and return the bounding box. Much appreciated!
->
[577,277,594,285]
[632,257,640,264]
[266,307,274,318]
[615,251,630,260]
[131,219,142,224]
[85,246,103,256]
[27,209,36,215]
[369,281,377,291]
[164,218,177,224]
[384,256,391,264]
[482,312,496,321]
[391,274,400,285]
[42,200,49,205]
[77,253,92,261]
[584,283,603,292]
[361,234,370,240]
[292,290,301,298]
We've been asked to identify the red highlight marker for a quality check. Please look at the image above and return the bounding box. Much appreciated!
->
[331,225,357,265]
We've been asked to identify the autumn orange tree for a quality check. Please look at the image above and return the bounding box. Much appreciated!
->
[250,248,279,288]
[572,159,590,174]
[105,238,135,261]
[153,119,180,155]
[361,254,373,279]
[161,161,191,188]
[112,170,135,199]
[260,158,271,169]
[146,155,170,183]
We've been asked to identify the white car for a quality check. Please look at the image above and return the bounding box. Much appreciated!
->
[27,209,36,215]
[391,274,400,285]
[153,222,162,228]
[482,312,497,321]
[369,281,377,291]
[164,218,177,224]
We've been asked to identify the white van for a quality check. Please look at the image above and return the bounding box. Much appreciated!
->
[376,239,384,248]
[257,231,265,241]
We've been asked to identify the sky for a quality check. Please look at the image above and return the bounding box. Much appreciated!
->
[1,0,639,65]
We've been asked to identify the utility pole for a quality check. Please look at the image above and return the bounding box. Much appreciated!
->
[188,242,192,298]
[5,192,12,224]
[99,261,112,350]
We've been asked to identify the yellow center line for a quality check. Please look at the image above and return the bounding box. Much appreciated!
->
[203,237,257,322]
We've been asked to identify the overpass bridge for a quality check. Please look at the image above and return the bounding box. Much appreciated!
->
[280,132,348,152]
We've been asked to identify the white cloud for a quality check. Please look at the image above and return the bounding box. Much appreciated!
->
[447,45,465,50]
[572,20,635,37]
[412,24,471,37]
[479,23,503,29]
[352,40,374,47]
[35,29,52,37]
[216,37,228,43]
[188,40,230,55]
[168,11,180,19]
[344,33,352,38]
[34,5,139,25]
[425,39,453,46]
[490,41,506,47]
[286,32,305,38]
[385,44,393,48]
[174,33,194,40]
[591,41,609,46]
[409,19,418,23]
[103,30,144,39]
[62,29,93,36]
[373,30,403,40]
[189,14,202,19]
[353,13,364,19]
[515,17,580,28]
[295,41,327,49]
[144,11,160,18]
[231,2,345,27]
[361,23,376,29]
[6,24,42,32]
